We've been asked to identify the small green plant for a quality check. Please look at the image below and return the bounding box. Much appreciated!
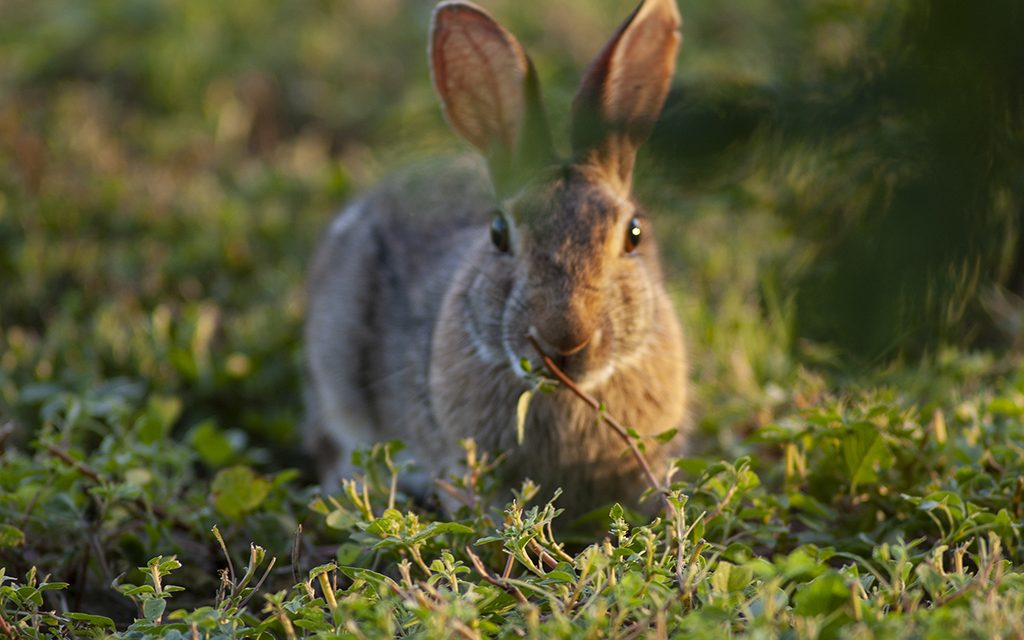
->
[115,556,184,629]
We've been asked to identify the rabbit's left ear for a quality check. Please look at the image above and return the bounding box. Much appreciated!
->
[571,0,681,193]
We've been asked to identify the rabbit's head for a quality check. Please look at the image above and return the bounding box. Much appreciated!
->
[430,0,682,388]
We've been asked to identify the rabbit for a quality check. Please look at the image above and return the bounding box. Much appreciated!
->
[304,0,688,518]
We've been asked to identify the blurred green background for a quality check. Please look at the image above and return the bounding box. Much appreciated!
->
[1,0,1022,457]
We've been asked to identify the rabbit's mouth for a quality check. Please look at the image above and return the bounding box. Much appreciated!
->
[521,326,613,389]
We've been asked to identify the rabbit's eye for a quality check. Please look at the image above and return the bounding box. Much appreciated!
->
[624,217,642,253]
[491,214,511,253]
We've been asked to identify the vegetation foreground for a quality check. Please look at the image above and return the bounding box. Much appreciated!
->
[2,1,1023,638]
[2,362,1024,638]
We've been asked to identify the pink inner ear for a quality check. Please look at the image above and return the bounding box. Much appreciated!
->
[570,0,681,189]
[601,0,681,139]
[432,6,528,155]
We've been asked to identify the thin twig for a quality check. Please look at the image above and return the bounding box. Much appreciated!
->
[526,336,672,513]
[544,519,576,565]
[527,539,559,570]
[0,611,16,640]
[238,557,277,610]
[291,525,303,586]
[43,443,101,483]
[621,619,653,640]
[705,482,739,524]
[211,526,236,591]
[465,547,528,605]
[43,443,185,527]
[679,540,708,609]
[449,620,481,640]
[433,479,475,509]
[502,553,515,580]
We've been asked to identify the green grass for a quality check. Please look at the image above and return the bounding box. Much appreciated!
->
[1,0,1023,637]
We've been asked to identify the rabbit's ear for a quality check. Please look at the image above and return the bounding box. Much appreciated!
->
[431,1,553,194]
[571,0,681,193]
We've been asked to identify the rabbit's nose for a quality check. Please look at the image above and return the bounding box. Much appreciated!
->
[528,325,595,358]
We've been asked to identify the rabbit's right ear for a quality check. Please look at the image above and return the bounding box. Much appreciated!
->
[430,1,553,194]
[571,0,681,194]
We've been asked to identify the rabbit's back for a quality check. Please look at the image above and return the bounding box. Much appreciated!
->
[304,156,494,490]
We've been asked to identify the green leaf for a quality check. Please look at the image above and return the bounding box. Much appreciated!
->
[158,558,182,573]
[915,564,948,600]
[136,395,182,443]
[294,618,332,632]
[66,613,116,629]
[410,521,475,544]
[190,420,239,467]
[211,466,271,519]
[711,561,753,593]
[143,597,167,622]
[842,423,890,492]
[544,570,576,583]
[336,543,363,566]
[778,548,827,582]
[609,503,625,520]
[122,585,156,597]
[308,563,337,580]
[325,508,361,531]
[675,458,709,476]
[988,396,1024,417]
[793,572,849,616]
[16,585,42,606]
[516,389,533,445]
[338,566,399,591]
[0,524,25,547]
[655,427,679,444]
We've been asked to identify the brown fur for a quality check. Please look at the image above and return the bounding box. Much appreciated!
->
[304,0,688,518]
